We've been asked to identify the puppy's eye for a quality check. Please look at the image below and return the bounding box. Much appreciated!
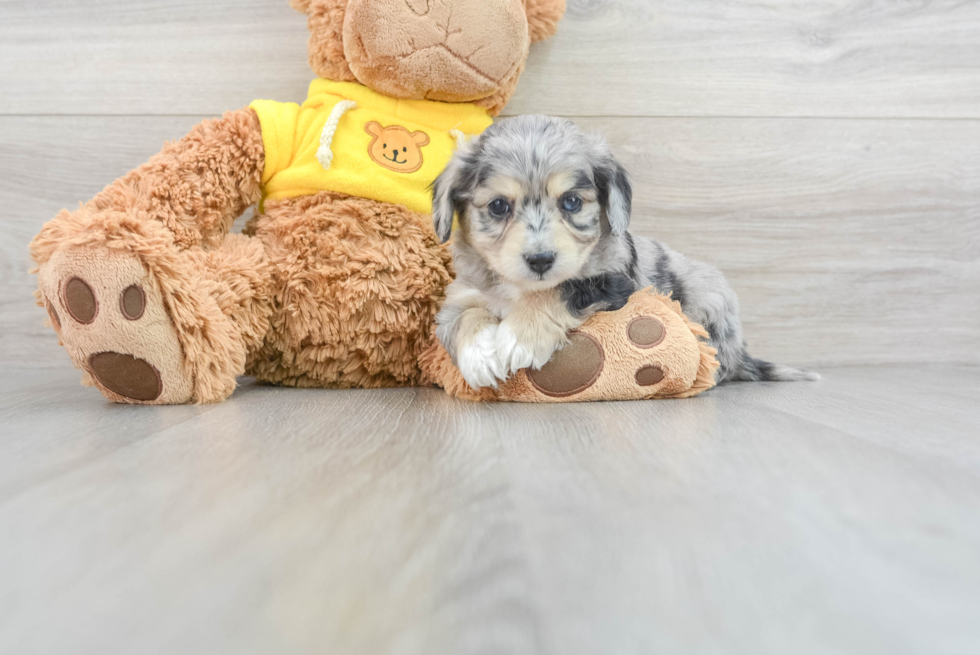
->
[561,194,583,213]
[488,198,511,218]
[383,143,387,149]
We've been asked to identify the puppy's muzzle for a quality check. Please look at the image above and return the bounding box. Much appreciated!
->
[524,251,556,275]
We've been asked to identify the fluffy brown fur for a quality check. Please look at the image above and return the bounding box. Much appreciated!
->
[525,0,567,43]
[243,192,453,389]
[87,108,265,248]
[297,0,358,84]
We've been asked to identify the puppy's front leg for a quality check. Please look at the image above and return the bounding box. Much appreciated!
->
[495,290,585,376]
[436,284,504,389]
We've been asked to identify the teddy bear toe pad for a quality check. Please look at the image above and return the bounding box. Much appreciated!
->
[635,365,666,387]
[38,247,193,404]
[627,316,666,348]
[528,332,605,397]
[88,352,163,402]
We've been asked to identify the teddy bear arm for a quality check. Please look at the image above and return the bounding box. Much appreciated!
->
[40,108,265,253]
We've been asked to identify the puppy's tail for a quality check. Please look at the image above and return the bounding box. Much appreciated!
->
[732,354,820,382]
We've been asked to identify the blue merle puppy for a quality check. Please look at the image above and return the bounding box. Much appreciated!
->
[432,114,817,389]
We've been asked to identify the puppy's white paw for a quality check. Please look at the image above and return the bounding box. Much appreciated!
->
[530,342,558,370]
[495,322,561,375]
[495,322,534,375]
[458,324,504,389]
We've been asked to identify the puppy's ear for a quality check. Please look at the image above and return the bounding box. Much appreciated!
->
[594,152,633,236]
[431,144,474,244]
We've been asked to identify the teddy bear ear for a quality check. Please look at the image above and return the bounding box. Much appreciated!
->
[525,0,567,43]
[288,0,313,14]
[302,0,358,84]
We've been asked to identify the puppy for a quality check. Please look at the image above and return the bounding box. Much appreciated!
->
[432,115,817,389]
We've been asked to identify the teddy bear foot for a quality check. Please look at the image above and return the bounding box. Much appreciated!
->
[420,290,721,402]
[37,246,195,404]
[508,291,721,401]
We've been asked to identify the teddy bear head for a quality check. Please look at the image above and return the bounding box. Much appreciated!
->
[288,0,566,116]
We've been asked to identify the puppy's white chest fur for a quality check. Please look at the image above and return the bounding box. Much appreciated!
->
[483,282,523,320]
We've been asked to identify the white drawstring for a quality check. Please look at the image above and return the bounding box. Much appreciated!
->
[316,100,358,171]
[448,129,468,149]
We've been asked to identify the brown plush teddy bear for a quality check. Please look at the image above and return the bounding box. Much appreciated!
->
[30,0,717,404]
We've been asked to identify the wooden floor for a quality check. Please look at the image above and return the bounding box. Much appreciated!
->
[2,365,979,654]
[2,0,979,652]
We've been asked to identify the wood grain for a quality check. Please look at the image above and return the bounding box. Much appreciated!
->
[511,0,980,118]
[1,0,979,118]
[1,367,979,654]
[4,116,977,369]
[581,116,980,367]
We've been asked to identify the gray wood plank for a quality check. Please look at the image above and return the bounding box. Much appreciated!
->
[0,381,544,655]
[0,0,311,117]
[1,366,978,654]
[0,367,220,501]
[495,373,980,655]
[2,0,980,118]
[730,365,980,469]
[579,116,980,368]
[3,116,978,369]
[512,0,980,118]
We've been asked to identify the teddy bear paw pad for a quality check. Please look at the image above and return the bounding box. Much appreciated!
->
[627,316,666,348]
[527,331,605,397]
[635,364,665,386]
[37,247,194,404]
[88,352,163,402]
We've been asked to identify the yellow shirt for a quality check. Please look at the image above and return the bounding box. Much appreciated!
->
[250,79,493,214]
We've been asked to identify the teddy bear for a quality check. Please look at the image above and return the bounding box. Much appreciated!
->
[30,0,717,405]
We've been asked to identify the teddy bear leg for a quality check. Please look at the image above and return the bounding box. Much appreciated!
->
[423,291,721,402]
[512,292,721,402]
[35,228,271,405]
[31,109,267,404]
[184,233,275,361]
[244,192,453,389]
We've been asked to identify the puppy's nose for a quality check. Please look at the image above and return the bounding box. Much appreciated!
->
[524,252,556,275]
